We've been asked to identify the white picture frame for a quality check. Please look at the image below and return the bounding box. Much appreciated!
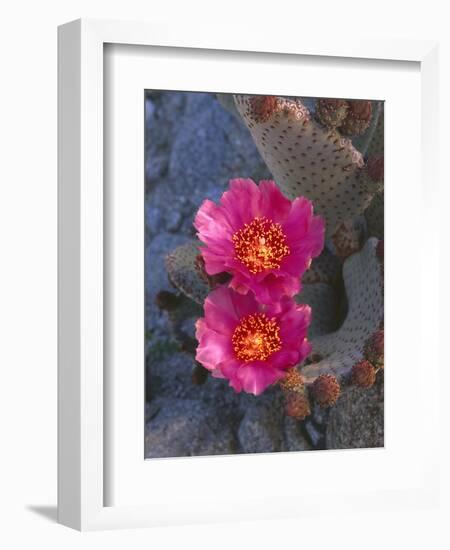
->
[58,18,440,531]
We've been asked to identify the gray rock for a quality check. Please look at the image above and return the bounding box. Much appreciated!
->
[145,98,155,126]
[237,391,285,454]
[283,417,312,452]
[145,92,187,186]
[146,153,168,183]
[180,316,197,340]
[147,352,196,402]
[165,207,183,232]
[145,398,237,458]
[326,374,384,450]
[145,203,164,236]
[303,419,325,448]
[147,346,241,407]
[168,99,227,196]
[168,93,270,205]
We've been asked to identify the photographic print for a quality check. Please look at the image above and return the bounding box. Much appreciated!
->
[145,92,384,458]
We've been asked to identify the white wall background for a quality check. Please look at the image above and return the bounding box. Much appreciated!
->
[0,1,448,548]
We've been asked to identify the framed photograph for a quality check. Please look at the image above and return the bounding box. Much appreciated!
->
[58,18,440,530]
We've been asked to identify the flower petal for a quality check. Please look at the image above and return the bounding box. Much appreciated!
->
[237,363,284,396]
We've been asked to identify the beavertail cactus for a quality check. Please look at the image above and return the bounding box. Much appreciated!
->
[163,234,383,384]
[299,238,384,385]
[154,92,384,452]
[233,95,383,237]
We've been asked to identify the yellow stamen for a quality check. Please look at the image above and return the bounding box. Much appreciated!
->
[232,313,282,362]
[232,217,290,274]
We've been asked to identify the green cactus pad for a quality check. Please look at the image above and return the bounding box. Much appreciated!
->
[299,238,383,384]
[234,95,381,237]
[165,240,209,305]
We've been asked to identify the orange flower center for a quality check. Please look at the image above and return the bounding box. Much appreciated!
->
[232,217,290,274]
[232,313,282,362]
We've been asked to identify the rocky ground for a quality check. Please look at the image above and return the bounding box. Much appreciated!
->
[144,91,383,458]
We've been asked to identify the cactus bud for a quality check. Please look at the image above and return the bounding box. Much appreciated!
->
[285,389,311,420]
[279,367,304,392]
[340,100,372,136]
[365,330,384,369]
[316,98,348,129]
[352,360,377,388]
[331,221,363,259]
[311,374,341,407]
[248,95,279,123]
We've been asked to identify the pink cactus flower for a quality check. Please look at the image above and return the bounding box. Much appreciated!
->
[195,285,312,396]
[194,178,325,303]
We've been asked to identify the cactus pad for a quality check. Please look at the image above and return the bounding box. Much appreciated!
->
[234,95,380,236]
[299,238,383,384]
[165,240,209,305]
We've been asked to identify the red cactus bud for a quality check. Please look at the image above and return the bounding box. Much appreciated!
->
[331,221,362,259]
[316,98,349,129]
[367,156,384,182]
[285,390,311,420]
[311,374,341,407]
[155,290,182,311]
[279,367,304,393]
[365,330,384,369]
[340,100,372,136]
[248,95,279,123]
[352,360,377,388]
[191,363,209,385]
